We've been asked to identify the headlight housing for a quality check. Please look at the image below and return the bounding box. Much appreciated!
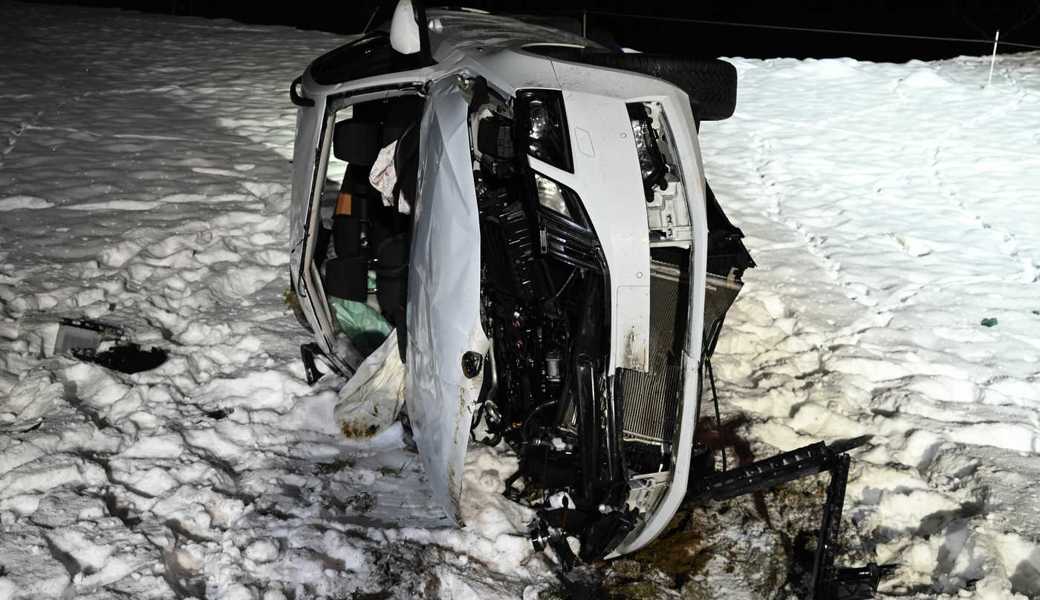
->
[530,172,588,230]
[534,172,572,219]
[527,171,599,269]
[516,89,573,172]
[627,103,668,202]
[627,101,693,243]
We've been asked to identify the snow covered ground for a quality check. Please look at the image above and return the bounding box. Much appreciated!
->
[701,51,1040,599]
[0,3,1037,599]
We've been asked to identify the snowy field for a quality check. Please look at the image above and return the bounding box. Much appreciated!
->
[1,3,1038,599]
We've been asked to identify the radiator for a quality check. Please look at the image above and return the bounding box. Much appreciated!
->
[619,260,743,444]
[620,260,687,444]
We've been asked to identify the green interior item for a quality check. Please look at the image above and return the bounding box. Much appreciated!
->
[328,295,391,356]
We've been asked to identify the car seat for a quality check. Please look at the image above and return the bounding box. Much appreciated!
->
[326,97,423,360]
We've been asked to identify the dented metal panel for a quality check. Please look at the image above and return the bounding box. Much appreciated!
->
[615,285,650,372]
[404,76,490,524]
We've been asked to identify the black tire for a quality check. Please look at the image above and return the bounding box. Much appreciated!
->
[531,47,737,122]
[581,54,736,122]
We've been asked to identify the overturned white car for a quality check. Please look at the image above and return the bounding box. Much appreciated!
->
[287,4,885,597]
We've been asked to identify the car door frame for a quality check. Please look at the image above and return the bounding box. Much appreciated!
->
[289,29,437,375]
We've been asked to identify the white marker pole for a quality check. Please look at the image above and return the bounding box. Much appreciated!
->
[987,29,1000,87]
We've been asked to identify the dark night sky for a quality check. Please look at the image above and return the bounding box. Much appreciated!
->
[31,1,1040,61]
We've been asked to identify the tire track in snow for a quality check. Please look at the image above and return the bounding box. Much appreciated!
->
[729,129,897,442]
[931,144,1039,284]
[920,81,1040,285]
[721,118,1005,600]
[749,130,881,309]
[703,55,1040,597]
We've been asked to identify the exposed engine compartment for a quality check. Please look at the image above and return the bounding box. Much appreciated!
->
[467,86,633,563]
[465,80,755,564]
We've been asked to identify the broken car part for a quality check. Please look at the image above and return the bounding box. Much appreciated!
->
[56,317,168,374]
[72,344,167,375]
[55,317,126,354]
[687,436,894,599]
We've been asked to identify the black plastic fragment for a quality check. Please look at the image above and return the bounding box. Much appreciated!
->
[461,351,484,378]
[204,407,233,420]
[57,317,167,374]
[300,343,325,385]
[72,343,167,374]
[827,563,899,600]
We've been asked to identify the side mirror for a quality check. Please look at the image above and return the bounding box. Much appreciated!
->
[390,0,423,55]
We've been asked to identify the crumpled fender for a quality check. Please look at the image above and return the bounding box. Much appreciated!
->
[405,75,490,524]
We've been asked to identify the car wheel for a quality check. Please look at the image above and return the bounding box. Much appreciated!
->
[531,47,738,122]
[586,54,737,122]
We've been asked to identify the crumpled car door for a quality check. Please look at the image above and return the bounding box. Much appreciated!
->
[405,76,490,524]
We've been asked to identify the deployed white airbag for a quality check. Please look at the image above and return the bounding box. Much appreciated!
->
[369,141,412,214]
[334,330,406,438]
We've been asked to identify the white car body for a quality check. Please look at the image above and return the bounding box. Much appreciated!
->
[287,7,745,560]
